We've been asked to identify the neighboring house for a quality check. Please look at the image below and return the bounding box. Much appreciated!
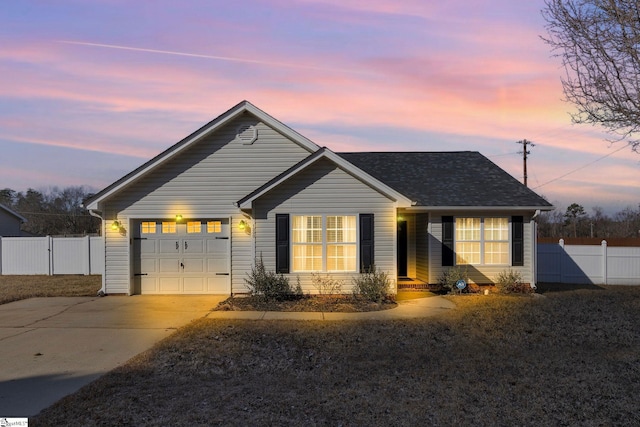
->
[0,203,27,237]
[85,101,553,295]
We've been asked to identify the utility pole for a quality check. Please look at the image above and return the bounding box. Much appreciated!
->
[516,139,535,187]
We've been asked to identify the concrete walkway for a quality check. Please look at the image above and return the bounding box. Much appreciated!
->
[206,294,455,321]
[0,294,454,418]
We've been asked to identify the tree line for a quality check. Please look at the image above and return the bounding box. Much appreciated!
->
[1,187,100,236]
[537,202,640,239]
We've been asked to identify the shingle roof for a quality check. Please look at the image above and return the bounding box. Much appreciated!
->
[338,151,553,208]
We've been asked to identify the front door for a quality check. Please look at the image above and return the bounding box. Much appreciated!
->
[397,220,408,277]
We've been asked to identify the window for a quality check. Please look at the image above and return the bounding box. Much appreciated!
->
[207,221,222,233]
[187,221,202,233]
[455,217,508,265]
[326,216,357,271]
[292,215,357,272]
[162,221,176,234]
[141,222,157,234]
[292,216,323,271]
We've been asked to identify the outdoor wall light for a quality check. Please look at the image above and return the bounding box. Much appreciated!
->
[111,220,121,230]
[175,214,183,222]
[238,220,247,230]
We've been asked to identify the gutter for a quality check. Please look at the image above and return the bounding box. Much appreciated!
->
[89,209,107,296]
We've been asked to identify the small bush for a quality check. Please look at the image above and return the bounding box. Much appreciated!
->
[245,257,301,301]
[494,269,525,293]
[352,266,391,303]
[437,265,469,293]
[311,273,344,295]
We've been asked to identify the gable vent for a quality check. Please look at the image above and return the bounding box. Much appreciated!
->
[237,124,257,145]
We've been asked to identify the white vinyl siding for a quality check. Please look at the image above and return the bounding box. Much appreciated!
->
[102,115,312,294]
[253,157,398,294]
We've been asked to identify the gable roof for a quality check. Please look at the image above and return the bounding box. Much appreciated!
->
[338,152,553,209]
[236,148,414,209]
[0,203,27,223]
[85,101,320,211]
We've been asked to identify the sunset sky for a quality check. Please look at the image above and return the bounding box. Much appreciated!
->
[1,0,638,214]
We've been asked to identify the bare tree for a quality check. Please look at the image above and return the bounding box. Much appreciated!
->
[542,0,640,150]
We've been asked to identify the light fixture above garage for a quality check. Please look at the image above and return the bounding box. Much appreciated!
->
[238,220,247,230]
[111,220,121,230]
[175,214,183,222]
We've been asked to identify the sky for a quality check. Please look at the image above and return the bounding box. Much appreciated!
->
[1,0,638,215]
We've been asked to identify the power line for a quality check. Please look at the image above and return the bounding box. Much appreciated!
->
[532,143,629,190]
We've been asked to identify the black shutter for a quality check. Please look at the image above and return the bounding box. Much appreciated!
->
[276,214,290,273]
[512,216,524,266]
[360,214,374,272]
[442,216,454,266]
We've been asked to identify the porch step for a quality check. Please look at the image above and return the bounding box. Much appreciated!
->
[397,278,439,291]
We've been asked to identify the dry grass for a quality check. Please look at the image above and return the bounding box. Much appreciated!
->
[33,284,640,426]
[0,275,101,305]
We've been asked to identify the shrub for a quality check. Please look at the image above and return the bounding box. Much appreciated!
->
[245,257,301,301]
[352,266,391,303]
[311,273,343,295]
[437,265,469,293]
[494,269,524,294]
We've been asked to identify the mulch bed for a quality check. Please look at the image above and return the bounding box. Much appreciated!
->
[214,294,397,312]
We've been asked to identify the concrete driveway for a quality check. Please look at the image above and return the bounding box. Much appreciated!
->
[0,295,225,417]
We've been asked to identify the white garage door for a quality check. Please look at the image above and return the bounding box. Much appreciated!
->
[133,219,230,294]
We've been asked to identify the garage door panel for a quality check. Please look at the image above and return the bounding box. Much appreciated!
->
[183,258,205,273]
[140,240,158,255]
[140,258,157,273]
[159,277,181,292]
[159,239,179,253]
[140,277,158,293]
[208,276,230,293]
[184,239,204,254]
[207,239,228,253]
[159,258,180,273]
[184,277,205,293]
[208,258,228,274]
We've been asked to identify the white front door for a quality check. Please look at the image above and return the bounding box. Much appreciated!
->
[133,219,230,294]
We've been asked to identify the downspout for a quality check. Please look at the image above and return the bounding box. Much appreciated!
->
[89,209,107,296]
[530,210,541,291]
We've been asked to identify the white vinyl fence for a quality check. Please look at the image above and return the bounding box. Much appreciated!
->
[0,236,103,275]
[538,239,640,285]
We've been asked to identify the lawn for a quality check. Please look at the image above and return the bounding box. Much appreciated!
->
[33,284,640,426]
[0,275,101,305]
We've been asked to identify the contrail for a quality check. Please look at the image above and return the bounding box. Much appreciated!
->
[57,40,370,75]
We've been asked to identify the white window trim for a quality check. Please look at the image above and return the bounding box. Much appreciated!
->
[455,216,510,266]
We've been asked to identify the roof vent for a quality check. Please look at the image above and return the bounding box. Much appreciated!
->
[237,124,257,145]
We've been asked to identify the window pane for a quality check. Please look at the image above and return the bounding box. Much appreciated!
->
[187,221,202,233]
[141,222,156,234]
[293,216,322,243]
[327,216,356,243]
[207,221,222,233]
[485,218,508,241]
[456,242,480,264]
[293,244,322,271]
[485,242,509,264]
[456,218,480,241]
[162,222,176,233]
[327,244,356,271]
